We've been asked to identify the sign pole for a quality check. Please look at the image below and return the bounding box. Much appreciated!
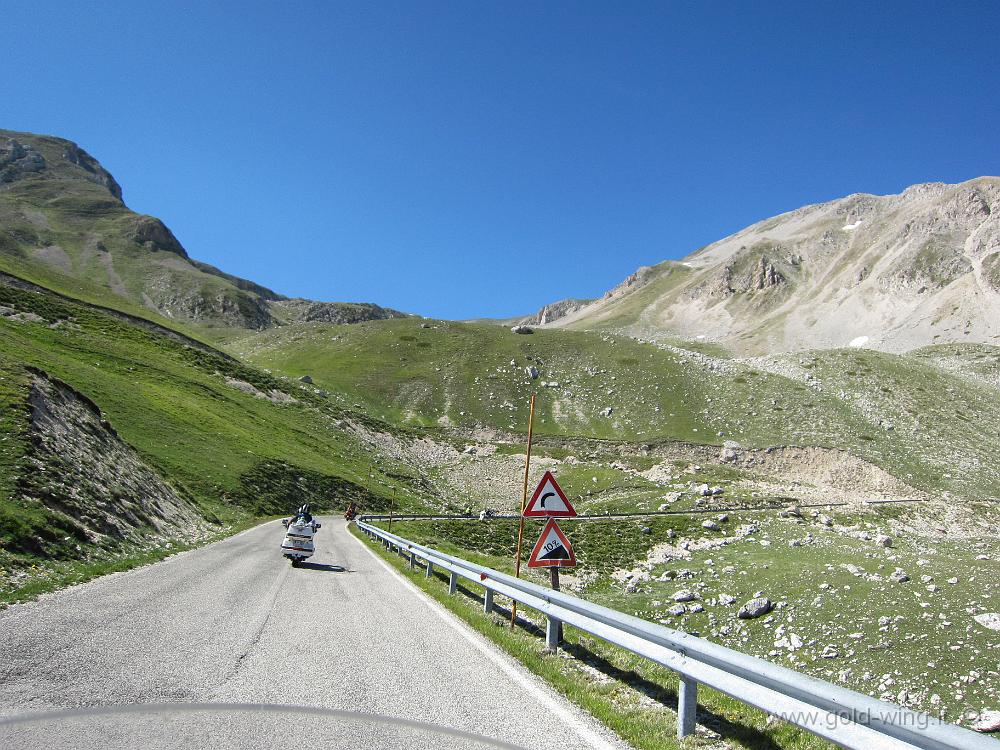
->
[549,567,562,644]
[511,393,537,627]
[388,486,395,533]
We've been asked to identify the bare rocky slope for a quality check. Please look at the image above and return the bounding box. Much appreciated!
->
[538,177,1000,355]
[0,129,404,332]
[18,371,207,555]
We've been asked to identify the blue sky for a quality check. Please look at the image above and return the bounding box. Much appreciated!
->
[6,1,1000,318]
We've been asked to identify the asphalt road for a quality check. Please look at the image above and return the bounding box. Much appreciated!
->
[0,518,627,750]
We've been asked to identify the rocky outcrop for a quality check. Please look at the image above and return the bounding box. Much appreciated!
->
[190,260,285,301]
[692,250,788,300]
[749,255,785,290]
[604,266,656,300]
[0,138,45,184]
[128,215,188,257]
[18,372,205,553]
[272,299,408,325]
[152,287,275,329]
[62,142,123,202]
[522,298,595,326]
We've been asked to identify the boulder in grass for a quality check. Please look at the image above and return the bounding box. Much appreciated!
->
[511,325,534,334]
[973,711,1000,733]
[299,375,313,384]
[738,597,773,619]
[974,613,1000,632]
[673,590,697,603]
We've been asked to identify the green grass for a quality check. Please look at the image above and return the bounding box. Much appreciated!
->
[380,509,1000,728]
[229,316,1000,507]
[0,282,437,591]
[229,317,714,441]
[352,521,836,750]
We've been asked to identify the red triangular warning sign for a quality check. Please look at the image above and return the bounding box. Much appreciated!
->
[523,470,577,517]
[528,519,577,568]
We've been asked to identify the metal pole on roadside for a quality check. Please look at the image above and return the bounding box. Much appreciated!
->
[510,393,536,628]
[388,485,395,533]
[549,566,562,645]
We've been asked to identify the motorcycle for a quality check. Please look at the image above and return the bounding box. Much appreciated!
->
[281,504,322,566]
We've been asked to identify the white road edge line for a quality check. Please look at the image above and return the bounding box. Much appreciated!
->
[351,524,625,750]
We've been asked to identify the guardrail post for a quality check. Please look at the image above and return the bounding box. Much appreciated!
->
[483,588,494,614]
[409,551,415,570]
[546,615,561,650]
[677,675,697,738]
[425,561,433,578]
[448,571,457,594]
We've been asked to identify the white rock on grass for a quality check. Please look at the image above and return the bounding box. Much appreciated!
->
[972,711,1000,733]
[673,590,697,602]
[738,597,773,620]
[876,534,893,547]
[973,613,1000,632]
[702,520,720,531]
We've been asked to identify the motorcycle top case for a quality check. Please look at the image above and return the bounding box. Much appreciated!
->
[281,520,316,559]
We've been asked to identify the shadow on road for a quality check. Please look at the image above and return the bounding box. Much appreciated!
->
[295,562,351,573]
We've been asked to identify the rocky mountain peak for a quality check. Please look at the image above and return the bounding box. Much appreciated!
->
[61,141,123,202]
[0,131,124,206]
[128,215,188,258]
[535,176,1000,354]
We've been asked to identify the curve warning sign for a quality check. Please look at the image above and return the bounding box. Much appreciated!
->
[522,470,577,517]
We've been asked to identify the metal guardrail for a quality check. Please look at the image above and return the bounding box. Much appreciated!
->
[356,519,998,750]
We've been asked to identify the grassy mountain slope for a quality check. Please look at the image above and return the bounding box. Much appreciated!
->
[229,317,1000,507]
[0,129,404,335]
[0,280,431,602]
